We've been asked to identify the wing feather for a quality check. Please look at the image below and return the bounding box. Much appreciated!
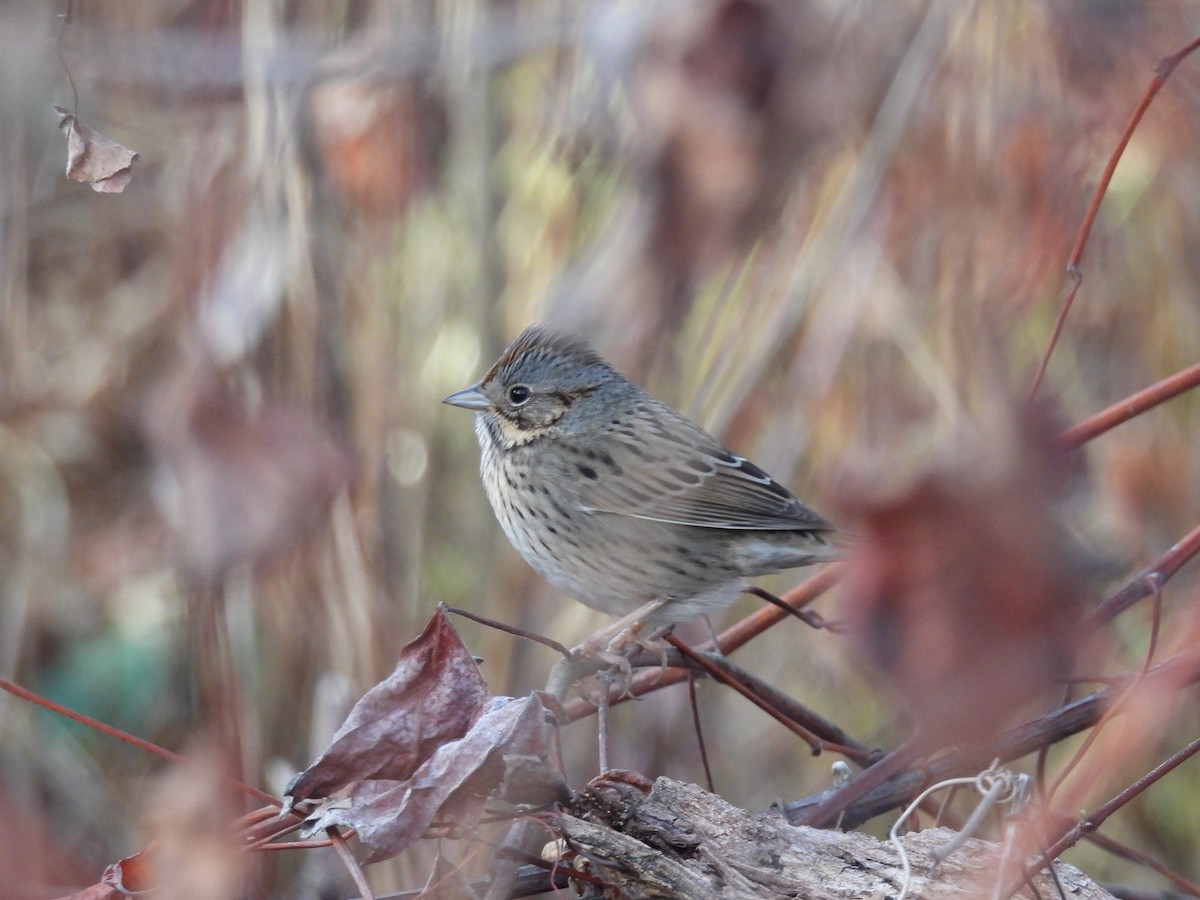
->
[573,402,833,532]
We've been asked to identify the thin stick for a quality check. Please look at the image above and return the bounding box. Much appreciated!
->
[796,741,920,828]
[0,676,279,807]
[666,634,827,754]
[1084,831,1200,897]
[744,585,837,631]
[557,565,842,722]
[698,653,873,764]
[595,675,612,774]
[1009,733,1200,898]
[718,564,844,655]
[1029,35,1200,398]
[1091,520,1200,624]
[330,827,375,900]
[256,838,335,851]
[1059,361,1200,448]
[687,671,716,793]
[443,604,572,658]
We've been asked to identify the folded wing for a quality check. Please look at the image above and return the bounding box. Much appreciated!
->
[575,404,833,533]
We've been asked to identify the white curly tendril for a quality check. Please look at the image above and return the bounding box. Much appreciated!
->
[890,760,1032,900]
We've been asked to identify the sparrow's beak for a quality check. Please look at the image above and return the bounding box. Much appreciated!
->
[441,383,490,411]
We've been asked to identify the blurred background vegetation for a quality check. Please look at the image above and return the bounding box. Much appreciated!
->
[3,0,1200,896]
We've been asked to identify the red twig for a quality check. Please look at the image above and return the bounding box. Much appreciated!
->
[330,827,375,900]
[1029,35,1200,399]
[796,740,919,828]
[256,838,336,851]
[242,812,311,850]
[1084,831,1200,897]
[1060,361,1200,448]
[1010,732,1200,897]
[687,671,716,793]
[665,633,827,754]
[713,563,843,655]
[1092,521,1200,623]
[0,675,279,807]
[444,604,571,658]
[1040,653,1158,818]
[559,564,842,722]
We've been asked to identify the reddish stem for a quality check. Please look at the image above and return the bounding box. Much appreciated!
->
[0,675,279,808]
[559,564,842,721]
[665,633,826,754]
[1029,35,1200,399]
[1013,732,1200,895]
[1084,831,1200,897]
[329,827,375,900]
[255,838,335,851]
[1060,361,1200,448]
[713,563,843,655]
[1092,521,1200,623]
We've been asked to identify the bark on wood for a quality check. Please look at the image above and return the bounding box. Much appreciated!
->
[552,775,1115,899]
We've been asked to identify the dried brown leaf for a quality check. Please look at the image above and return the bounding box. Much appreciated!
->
[54,106,139,194]
[300,693,552,862]
[287,608,490,805]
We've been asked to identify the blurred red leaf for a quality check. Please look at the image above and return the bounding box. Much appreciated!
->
[308,80,441,216]
[54,106,139,194]
[840,404,1087,747]
[101,847,155,893]
[55,845,154,899]
[301,693,554,863]
[147,370,352,580]
[286,607,491,805]
[636,0,840,272]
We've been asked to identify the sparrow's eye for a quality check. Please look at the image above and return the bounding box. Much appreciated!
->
[507,384,531,406]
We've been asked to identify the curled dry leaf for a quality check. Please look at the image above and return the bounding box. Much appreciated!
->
[301,694,556,863]
[286,607,491,806]
[53,106,139,194]
[839,403,1087,747]
[286,610,562,862]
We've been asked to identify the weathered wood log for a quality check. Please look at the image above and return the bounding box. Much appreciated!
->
[551,775,1114,899]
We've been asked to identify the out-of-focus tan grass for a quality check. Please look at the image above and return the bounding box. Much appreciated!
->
[3,1,1200,895]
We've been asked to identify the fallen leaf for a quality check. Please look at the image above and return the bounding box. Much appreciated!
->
[54,106,139,193]
[300,693,556,862]
[286,608,491,806]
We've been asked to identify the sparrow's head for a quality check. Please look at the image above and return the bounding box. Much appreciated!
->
[442,325,622,447]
